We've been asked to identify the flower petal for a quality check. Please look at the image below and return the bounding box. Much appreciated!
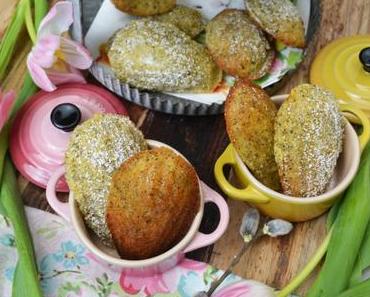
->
[0,89,16,130]
[59,37,93,69]
[38,1,73,38]
[29,35,60,68]
[119,272,169,295]
[77,256,89,266]
[213,281,275,297]
[46,66,86,86]
[27,55,57,92]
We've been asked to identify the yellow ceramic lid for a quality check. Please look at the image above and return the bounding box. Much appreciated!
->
[310,35,370,116]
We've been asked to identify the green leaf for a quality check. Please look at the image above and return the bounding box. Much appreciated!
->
[37,222,63,239]
[349,222,370,286]
[0,0,27,80]
[1,158,43,297]
[103,286,112,297]
[0,76,39,297]
[33,0,48,28]
[0,196,6,216]
[337,279,370,297]
[10,73,38,118]
[326,196,342,230]
[96,277,104,286]
[57,282,81,297]
[0,125,10,184]
[307,142,370,297]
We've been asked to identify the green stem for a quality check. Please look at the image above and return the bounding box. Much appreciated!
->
[276,228,333,297]
[0,126,10,184]
[10,73,38,117]
[25,0,37,44]
[2,158,43,297]
[33,0,48,28]
[0,0,28,80]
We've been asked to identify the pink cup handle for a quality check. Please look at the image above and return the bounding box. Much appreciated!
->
[184,181,230,253]
[46,166,70,221]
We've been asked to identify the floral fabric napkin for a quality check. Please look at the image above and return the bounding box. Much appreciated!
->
[0,207,274,297]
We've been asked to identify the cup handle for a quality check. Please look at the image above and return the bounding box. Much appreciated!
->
[184,182,230,253]
[46,166,71,221]
[340,104,370,152]
[214,144,270,203]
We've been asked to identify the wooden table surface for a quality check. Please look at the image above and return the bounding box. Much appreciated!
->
[2,0,370,295]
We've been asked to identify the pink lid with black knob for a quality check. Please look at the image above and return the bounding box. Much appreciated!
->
[10,83,127,192]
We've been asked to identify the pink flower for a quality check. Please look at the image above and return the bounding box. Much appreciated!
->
[120,272,169,295]
[213,281,275,297]
[27,1,92,92]
[119,259,207,295]
[0,89,16,131]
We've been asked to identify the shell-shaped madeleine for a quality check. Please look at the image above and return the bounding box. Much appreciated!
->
[65,114,147,246]
[107,147,200,260]
[274,84,344,197]
[206,9,274,80]
[225,80,280,190]
[108,20,222,93]
[245,0,305,48]
[151,5,204,38]
[111,0,176,16]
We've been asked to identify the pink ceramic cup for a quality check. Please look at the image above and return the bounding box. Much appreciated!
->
[10,83,128,192]
[46,140,229,276]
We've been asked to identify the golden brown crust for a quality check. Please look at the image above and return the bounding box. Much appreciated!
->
[65,114,147,246]
[225,80,280,190]
[245,0,305,48]
[205,9,274,79]
[111,0,176,17]
[106,147,200,260]
[151,5,204,38]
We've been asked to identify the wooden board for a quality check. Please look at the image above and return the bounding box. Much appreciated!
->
[1,0,370,295]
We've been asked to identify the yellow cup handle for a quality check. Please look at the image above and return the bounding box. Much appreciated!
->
[340,104,370,152]
[214,145,270,204]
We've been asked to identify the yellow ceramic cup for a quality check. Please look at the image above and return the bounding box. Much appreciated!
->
[214,95,370,222]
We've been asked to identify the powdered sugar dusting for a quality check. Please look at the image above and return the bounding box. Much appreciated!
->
[108,19,221,92]
[274,84,344,197]
[65,114,147,245]
[246,0,301,35]
[206,9,272,79]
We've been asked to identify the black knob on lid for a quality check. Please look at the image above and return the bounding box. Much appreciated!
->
[50,103,81,132]
[359,47,370,73]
